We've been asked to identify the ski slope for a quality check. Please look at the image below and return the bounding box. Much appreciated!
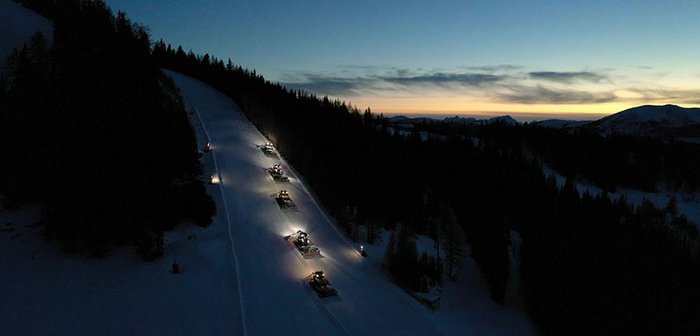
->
[0,66,533,335]
[167,70,450,335]
[167,70,535,335]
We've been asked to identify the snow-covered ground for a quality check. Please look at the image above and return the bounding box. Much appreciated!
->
[0,203,243,335]
[169,70,444,335]
[542,164,700,226]
[0,82,243,333]
[0,55,533,334]
[167,70,535,335]
[0,0,52,66]
[412,230,533,335]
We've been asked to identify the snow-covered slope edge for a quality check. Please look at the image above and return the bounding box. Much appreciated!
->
[0,0,53,65]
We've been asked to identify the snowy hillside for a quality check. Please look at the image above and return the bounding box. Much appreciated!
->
[541,163,700,230]
[589,104,700,136]
[0,0,52,65]
[166,70,534,335]
[0,68,533,335]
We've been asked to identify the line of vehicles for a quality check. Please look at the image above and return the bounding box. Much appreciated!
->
[203,140,340,297]
[257,142,338,298]
[204,140,340,297]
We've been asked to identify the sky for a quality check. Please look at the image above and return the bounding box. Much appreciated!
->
[107,0,700,120]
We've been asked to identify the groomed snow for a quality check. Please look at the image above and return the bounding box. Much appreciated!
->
[167,70,535,335]
[167,70,445,335]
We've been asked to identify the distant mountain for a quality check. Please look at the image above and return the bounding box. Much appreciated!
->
[0,0,52,64]
[588,104,700,137]
[387,115,411,123]
[486,115,518,126]
[533,119,592,129]
[444,116,477,124]
[389,114,519,127]
[389,116,437,125]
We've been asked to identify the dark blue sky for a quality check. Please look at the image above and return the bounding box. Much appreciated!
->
[108,0,700,118]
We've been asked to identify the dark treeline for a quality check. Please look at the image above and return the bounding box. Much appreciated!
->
[415,120,700,193]
[524,126,700,192]
[155,43,700,334]
[521,184,700,335]
[0,0,215,258]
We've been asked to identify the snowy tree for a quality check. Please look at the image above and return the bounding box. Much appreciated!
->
[441,205,465,280]
[384,227,397,269]
[665,196,678,216]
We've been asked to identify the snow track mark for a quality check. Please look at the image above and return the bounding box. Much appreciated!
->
[302,280,352,336]
[183,97,248,336]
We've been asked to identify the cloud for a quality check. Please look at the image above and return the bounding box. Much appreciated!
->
[378,72,507,87]
[463,64,523,72]
[496,84,700,105]
[283,74,372,96]
[335,65,417,78]
[498,84,618,104]
[283,65,698,106]
[528,71,607,83]
[283,68,512,96]
[624,87,700,104]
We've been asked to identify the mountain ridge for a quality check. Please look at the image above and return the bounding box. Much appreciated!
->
[588,104,700,137]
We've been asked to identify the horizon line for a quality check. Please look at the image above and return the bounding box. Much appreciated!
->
[379,111,610,122]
